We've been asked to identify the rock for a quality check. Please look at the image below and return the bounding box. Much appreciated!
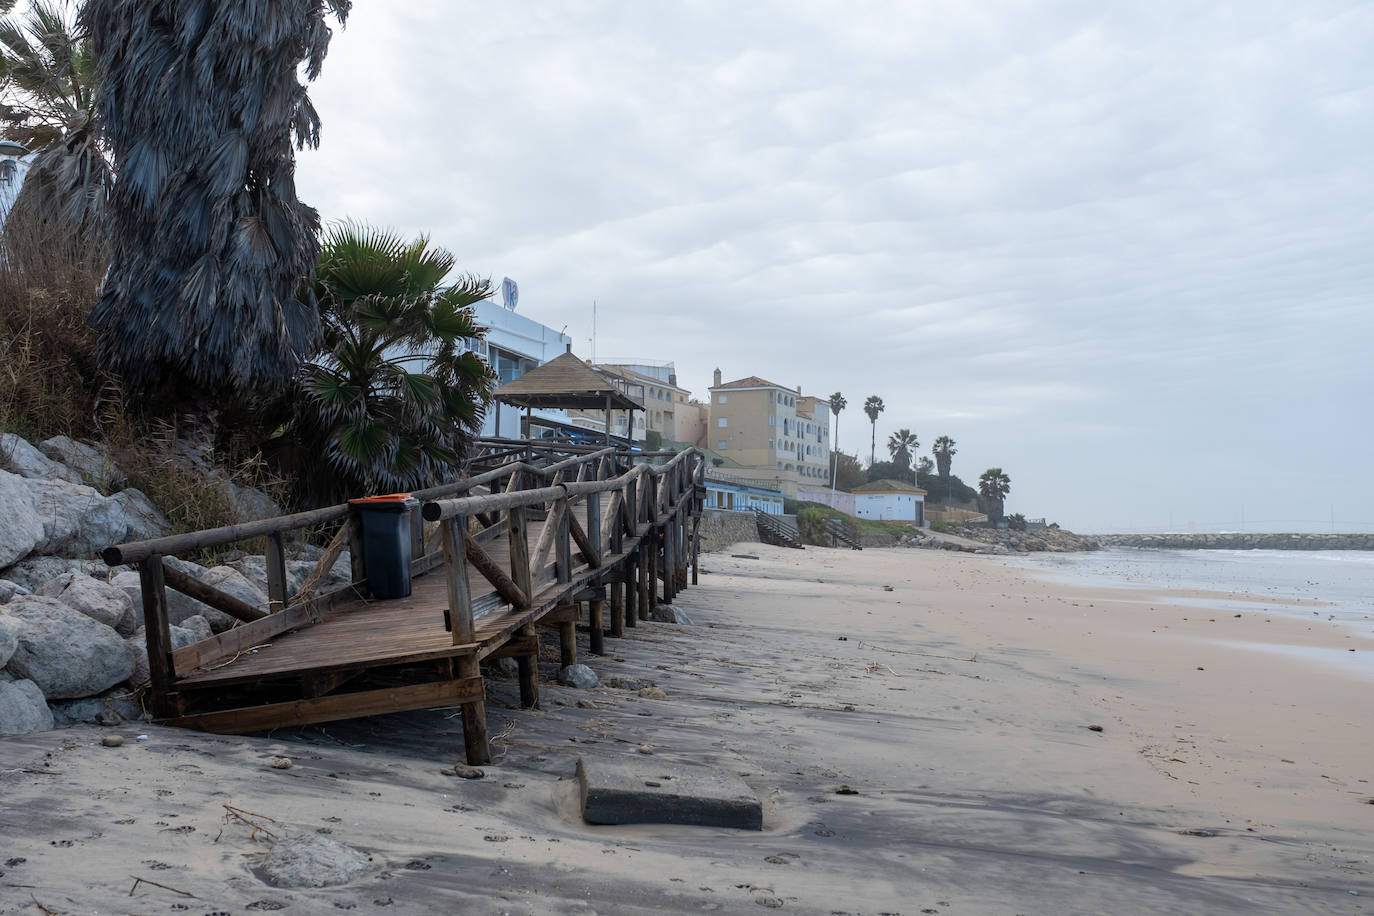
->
[223,480,282,524]
[450,763,485,779]
[125,618,214,687]
[604,676,644,691]
[0,579,29,603]
[268,756,293,770]
[38,437,125,491]
[638,686,669,700]
[1,433,80,483]
[649,603,694,625]
[26,477,131,558]
[110,488,171,543]
[2,557,109,593]
[558,664,599,689]
[111,569,235,632]
[3,595,135,699]
[0,615,21,667]
[0,677,53,734]
[200,567,269,614]
[485,656,519,678]
[36,573,137,634]
[0,470,45,569]
[102,734,124,747]
[576,756,762,829]
[257,834,374,888]
[51,691,146,726]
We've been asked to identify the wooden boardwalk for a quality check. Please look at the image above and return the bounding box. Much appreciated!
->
[103,443,705,763]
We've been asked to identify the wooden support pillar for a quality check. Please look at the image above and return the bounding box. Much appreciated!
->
[516,624,540,709]
[609,575,624,639]
[559,613,578,668]
[663,520,676,603]
[441,517,474,644]
[138,556,176,719]
[347,509,368,593]
[265,532,288,613]
[589,597,605,655]
[691,512,701,586]
[638,545,651,620]
[457,654,490,765]
[625,552,639,628]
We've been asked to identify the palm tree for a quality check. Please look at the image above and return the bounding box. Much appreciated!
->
[83,0,351,397]
[886,428,918,471]
[978,467,1011,525]
[933,435,957,506]
[0,0,111,259]
[862,395,884,466]
[286,223,495,505]
[828,391,845,500]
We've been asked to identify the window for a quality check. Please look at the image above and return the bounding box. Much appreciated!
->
[769,415,776,426]
[769,439,774,449]
[768,392,774,403]
[717,394,728,404]
[718,417,728,427]
[717,440,728,450]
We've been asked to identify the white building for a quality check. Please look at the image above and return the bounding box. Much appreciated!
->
[467,298,573,439]
[852,479,926,525]
[0,141,35,229]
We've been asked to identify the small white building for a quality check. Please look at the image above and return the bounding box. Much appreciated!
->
[852,479,926,525]
[704,477,785,515]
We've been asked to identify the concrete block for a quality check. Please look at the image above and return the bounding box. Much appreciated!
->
[577,756,762,830]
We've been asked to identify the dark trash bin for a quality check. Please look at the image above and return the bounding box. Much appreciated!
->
[349,494,419,599]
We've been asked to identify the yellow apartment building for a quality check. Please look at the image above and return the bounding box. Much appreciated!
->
[706,369,831,496]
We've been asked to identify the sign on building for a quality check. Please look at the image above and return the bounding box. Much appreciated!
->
[501,277,519,310]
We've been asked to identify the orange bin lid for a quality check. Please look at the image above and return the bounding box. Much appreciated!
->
[348,493,413,505]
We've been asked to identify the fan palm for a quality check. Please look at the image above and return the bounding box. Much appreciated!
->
[886,428,918,470]
[933,435,957,506]
[862,395,884,466]
[828,391,845,494]
[0,0,110,259]
[84,0,351,396]
[978,467,1011,524]
[290,223,496,505]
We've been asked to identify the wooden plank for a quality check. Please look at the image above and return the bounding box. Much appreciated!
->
[163,677,483,734]
[539,603,581,624]
[170,586,348,673]
[530,499,564,574]
[266,532,288,613]
[442,517,475,645]
[568,509,601,568]
[162,561,267,623]
[177,639,479,690]
[483,633,537,660]
[138,558,176,718]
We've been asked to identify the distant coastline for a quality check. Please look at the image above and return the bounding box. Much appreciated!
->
[1095,532,1374,551]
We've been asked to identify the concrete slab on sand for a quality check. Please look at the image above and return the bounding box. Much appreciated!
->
[577,756,762,830]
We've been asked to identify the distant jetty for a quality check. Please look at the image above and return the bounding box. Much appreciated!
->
[1096,532,1374,551]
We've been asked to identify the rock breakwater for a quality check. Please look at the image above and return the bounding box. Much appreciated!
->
[1096,532,1374,550]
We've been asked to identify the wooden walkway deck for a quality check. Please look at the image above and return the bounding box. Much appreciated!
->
[103,444,705,763]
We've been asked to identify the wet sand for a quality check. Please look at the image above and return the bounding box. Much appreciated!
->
[1,543,1371,914]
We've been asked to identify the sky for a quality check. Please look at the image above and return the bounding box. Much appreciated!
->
[296,1,1374,534]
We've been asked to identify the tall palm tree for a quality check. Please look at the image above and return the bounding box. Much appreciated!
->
[886,428,918,471]
[978,467,1011,524]
[287,222,495,505]
[84,0,351,397]
[828,391,845,500]
[933,435,957,506]
[0,0,110,259]
[862,395,884,466]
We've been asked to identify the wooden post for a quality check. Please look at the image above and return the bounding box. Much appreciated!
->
[441,517,474,645]
[609,575,624,639]
[410,502,425,560]
[507,481,539,709]
[559,615,577,668]
[516,623,540,710]
[589,597,605,655]
[640,540,653,619]
[138,557,176,718]
[624,552,638,628]
[663,519,676,603]
[586,491,602,561]
[691,512,701,586]
[555,506,575,668]
[265,532,288,613]
[457,654,490,765]
[347,509,368,593]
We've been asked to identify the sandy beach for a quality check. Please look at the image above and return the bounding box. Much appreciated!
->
[1,542,1370,915]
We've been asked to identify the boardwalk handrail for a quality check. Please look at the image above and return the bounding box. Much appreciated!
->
[103,503,353,566]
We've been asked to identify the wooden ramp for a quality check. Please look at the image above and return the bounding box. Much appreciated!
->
[103,443,706,764]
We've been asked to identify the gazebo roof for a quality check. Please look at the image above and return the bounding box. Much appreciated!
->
[492,351,640,411]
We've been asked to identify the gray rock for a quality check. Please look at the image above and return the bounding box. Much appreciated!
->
[26,476,131,558]
[557,664,599,689]
[0,677,53,734]
[199,567,269,616]
[38,437,125,491]
[1,433,80,483]
[164,556,210,579]
[50,690,145,726]
[649,603,694,625]
[1,556,109,592]
[257,834,374,888]
[0,579,30,603]
[604,676,644,691]
[0,614,20,667]
[227,555,347,598]
[111,569,235,633]
[485,656,519,678]
[224,480,282,524]
[36,573,137,634]
[576,756,762,829]
[0,469,45,569]
[126,616,215,687]
[3,595,135,699]
[110,488,171,543]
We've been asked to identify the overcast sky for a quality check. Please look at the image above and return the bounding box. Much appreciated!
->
[297,1,1373,533]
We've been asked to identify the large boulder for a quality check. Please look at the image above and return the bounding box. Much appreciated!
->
[110,488,172,543]
[36,573,138,635]
[649,603,694,625]
[0,557,108,593]
[257,834,374,888]
[126,615,213,687]
[0,677,53,735]
[0,614,20,666]
[199,567,270,616]
[3,596,134,699]
[0,579,30,604]
[224,480,282,523]
[50,689,146,726]
[26,477,131,559]
[0,433,80,483]
[557,664,600,689]
[109,569,236,633]
[0,470,45,569]
[37,436,126,491]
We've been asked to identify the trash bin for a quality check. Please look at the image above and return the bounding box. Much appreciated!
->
[348,494,419,599]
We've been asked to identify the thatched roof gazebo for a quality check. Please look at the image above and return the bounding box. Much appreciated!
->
[491,350,640,444]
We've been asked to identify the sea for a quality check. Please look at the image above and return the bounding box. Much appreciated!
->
[1002,547,1374,680]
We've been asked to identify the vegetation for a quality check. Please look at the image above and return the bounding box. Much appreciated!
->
[1007,512,1027,531]
[279,223,494,506]
[0,0,110,262]
[828,392,845,488]
[83,0,351,398]
[791,500,910,539]
[978,467,1011,524]
[862,395,884,465]
[830,449,866,491]
[932,435,957,505]
[886,428,918,470]
[916,455,933,475]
